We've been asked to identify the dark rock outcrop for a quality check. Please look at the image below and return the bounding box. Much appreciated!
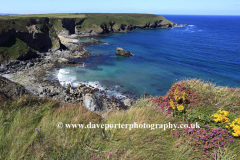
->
[115,47,134,57]
[17,51,40,61]
[0,75,30,100]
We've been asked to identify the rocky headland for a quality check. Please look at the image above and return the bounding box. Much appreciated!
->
[0,13,178,115]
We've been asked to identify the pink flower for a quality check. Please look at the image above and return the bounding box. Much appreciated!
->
[35,128,38,130]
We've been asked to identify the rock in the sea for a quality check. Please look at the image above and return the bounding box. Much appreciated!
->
[115,47,133,57]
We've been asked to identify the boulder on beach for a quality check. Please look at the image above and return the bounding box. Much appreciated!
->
[115,47,133,57]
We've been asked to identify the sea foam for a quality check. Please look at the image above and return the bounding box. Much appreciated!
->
[57,69,77,86]
[57,68,133,101]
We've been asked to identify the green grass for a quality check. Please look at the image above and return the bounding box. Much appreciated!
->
[0,96,187,159]
[80,13,172,32]
[0,13,86,19]
[0,36,31,63]
[0,19,29,33]
[0,79,239,159]
[52,20,67,31]
[49,31,58,38]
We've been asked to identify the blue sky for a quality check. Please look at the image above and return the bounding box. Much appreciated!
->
[1,0,240,15]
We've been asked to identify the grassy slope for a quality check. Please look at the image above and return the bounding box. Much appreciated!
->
[0,36,32,63]
[0,79,239,160]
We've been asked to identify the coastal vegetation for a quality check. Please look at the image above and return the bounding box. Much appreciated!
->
[0,79,239,159]
[0,36,31,63]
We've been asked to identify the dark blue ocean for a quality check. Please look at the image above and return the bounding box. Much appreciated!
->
[57,15,240,99]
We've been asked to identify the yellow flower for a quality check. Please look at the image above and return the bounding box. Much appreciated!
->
[217,110,229,117]
[170,99,175,109]
[232,125,240,137]
[175,95,179,101]
[225,118,230,123]
[226,118,240,137]
[177,104,184,112]
[234,118,240,125]
[174,89,180,101]
[232,132,240,137]
[181,91,187,101]
[212,110,230,123]
[174,89,179,95]
[222,110,229,117]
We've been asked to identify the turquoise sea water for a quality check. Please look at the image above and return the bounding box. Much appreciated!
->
[57,15,240,99]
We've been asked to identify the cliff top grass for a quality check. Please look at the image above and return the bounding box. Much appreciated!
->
[0,13,86,19]
[0,13,166,20]
[0,79,239,159]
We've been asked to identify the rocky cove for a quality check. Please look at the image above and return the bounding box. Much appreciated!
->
[0,40,132,114]
[0,14,178,115]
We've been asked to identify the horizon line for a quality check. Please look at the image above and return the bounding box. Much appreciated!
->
[0,13,240,16]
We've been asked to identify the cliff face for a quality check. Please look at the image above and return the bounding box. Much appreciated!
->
[0,18,58,50]
[0,18,60,63]
[0,13,178,63]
